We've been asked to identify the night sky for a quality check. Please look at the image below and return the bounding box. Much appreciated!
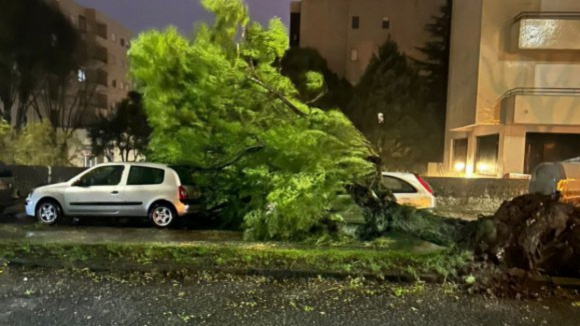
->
[75,0,293,36]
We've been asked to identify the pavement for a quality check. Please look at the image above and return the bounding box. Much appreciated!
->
[1,266,579,326]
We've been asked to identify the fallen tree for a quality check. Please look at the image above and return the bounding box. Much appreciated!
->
[356,187,580,278]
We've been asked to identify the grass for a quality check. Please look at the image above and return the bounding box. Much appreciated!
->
[0,239,472,281]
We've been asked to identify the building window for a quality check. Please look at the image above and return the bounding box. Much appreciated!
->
[350,48,358,61]
[352,16,360,29]
[78,15,87,32]
[120,38,125,47]
[475,134,499,175]
[77,68,86,82]
[111,33,116,41]
[452,138,468,172]
[112,79,117,88]
[382,17,390,29]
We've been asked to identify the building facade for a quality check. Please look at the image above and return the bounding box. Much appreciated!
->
[290,0,444,85]
[445,0,580,177]
[50,0,133,166]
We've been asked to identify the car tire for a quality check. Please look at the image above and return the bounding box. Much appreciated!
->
[36,199,63,225]
[149,203,175,229]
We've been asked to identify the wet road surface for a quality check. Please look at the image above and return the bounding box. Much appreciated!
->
[0,266,579,326]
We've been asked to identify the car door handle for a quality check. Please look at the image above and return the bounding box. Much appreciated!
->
[111,191,119,194]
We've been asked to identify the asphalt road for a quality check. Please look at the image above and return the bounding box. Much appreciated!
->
[0,266,579,326]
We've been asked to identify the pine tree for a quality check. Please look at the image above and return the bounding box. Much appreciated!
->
[415,0,452,160]
[348,39,437,171]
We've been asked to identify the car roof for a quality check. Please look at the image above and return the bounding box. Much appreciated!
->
[96,162,169,169]
[381,171,416,178]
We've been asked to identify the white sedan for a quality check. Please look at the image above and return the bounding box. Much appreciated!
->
[382,172,436,209]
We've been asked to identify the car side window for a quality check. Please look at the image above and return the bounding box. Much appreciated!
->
[127,166,165,185]
[382,176,416,193]
[80,165,125,186]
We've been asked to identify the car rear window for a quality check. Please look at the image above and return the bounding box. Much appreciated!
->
[169,165,196,185]
[382,176,416,193]
[127,166,165,185]
[0,162,13,178]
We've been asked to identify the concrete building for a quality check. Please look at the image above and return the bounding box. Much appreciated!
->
[48,0,134,166]
[444,0,580,178]
[290,0,444,85]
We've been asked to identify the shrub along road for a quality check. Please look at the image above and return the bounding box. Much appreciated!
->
[0,266,579,326]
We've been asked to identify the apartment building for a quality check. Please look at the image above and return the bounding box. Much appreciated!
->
[444,0,580,177]
[290,0,444,85]
[48,0,133,166]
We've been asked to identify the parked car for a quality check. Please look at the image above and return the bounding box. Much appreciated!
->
[25,163,202,228]
[0,162,17,215]
[382,172,436,209]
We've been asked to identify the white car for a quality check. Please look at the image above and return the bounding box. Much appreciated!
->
[382,172,436,209]
[25,163,201,228]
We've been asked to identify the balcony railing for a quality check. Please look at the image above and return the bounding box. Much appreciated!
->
[96,22,108,40]
[512,12,580,50]
[93,45,108,64]
[501,87,580,125]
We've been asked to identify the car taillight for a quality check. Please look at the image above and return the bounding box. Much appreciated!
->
[414,174,433,194]
[178,186,189,201]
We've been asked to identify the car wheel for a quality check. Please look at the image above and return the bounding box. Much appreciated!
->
[150,203,175,229]
[36,200,62,225]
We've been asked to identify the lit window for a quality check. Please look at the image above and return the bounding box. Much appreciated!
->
[350,48,358,61]
[382,17,390,29]
[77,68,86,82]
[352,16,360,29]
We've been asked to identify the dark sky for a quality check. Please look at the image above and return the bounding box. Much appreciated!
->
[76,0,293,36]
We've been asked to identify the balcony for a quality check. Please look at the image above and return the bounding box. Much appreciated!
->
[96,22,108,40]
[501,88,580,125]
[93,45,108,64]
[512,12,580,50]
[95,69,108,87]
[95,93,108,109]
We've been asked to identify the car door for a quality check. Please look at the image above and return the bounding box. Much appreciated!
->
[382,175,424,208]
[121,166,167,216]
[64,165,127,215]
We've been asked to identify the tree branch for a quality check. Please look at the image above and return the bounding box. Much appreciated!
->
[248,76,307,118]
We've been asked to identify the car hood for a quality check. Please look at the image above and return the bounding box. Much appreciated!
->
[35,182,69,192]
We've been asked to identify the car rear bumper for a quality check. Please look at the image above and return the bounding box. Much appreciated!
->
[175,200,203,217]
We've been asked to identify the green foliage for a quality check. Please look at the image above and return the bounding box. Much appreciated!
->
[0,119,77,166]
[280,47,354,111]
[129,0,375,240]
[348,40,438,171]
[88,91,151,162]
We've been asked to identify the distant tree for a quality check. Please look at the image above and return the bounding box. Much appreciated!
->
[280,47,353,112]
[348,40,438,171]
[0,119,75,165]
[88,92,151,162]
[0,0,81,129]
[414,0,452,160]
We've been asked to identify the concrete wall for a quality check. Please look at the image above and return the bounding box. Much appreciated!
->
[9,165,86,196]
[425,177,529,219]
